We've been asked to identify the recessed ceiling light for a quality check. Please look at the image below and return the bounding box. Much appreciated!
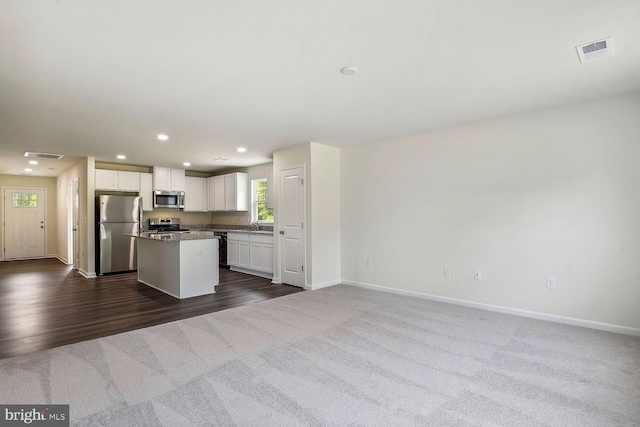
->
[183,162,191,167]
[24,168,33,172]
[157,134,169,141]
[237,147,247,153]
[29,160,38,165]
[117,155,126,160]
[340,66,358,75]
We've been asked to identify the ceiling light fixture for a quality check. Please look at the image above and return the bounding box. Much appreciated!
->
[29,160,38,165]
[117,155,126,160]
[237,147,247,153]
[157,134,169,141]
[183,162,191,167]
[340,66,358,75]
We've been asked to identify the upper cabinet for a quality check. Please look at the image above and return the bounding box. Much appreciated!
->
[153,167,185,191]
[139,173,153,211]
[225,172,248,211]
[117,171,140,191]
[95,169,118,190]
[95,169,140,192]
[184,176,207,212]
[95,169,153,211]
[206,172,248,212]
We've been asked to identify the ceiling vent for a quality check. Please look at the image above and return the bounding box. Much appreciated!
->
[576,37,613,63]
[24,151,64,160]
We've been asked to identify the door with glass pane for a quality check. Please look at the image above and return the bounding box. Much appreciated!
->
[3,188,46,259]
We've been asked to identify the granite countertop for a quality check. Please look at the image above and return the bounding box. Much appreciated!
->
[218,230,273,235]
[129,231,220,242]
[189,228,274,235]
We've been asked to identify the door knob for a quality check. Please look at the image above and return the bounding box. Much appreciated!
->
[279,231,284,234]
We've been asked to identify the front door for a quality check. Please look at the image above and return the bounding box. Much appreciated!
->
[3,188,46,259]
[279,166,305,288]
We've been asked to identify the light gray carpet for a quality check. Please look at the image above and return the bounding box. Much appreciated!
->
[1,284,639,426]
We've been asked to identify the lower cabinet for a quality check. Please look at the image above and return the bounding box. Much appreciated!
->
[228,232,273,279]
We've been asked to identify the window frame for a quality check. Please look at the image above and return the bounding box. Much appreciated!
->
[251,178,273,224]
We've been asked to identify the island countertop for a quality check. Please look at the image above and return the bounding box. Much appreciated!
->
[133,231,219,299]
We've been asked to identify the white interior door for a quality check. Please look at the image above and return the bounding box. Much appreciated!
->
[3,188,46,259]
[73,179,80,270]
[279,166,305,288]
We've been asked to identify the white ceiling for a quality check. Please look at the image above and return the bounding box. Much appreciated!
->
[1,0,639,177]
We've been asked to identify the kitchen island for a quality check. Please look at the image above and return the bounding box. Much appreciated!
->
[131,231,219,299]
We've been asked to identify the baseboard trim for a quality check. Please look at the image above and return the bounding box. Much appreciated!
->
[51,255,70,265]
[78,269,97,279]
[341,279,640,337]
[229,266,274,280]
[305,280,341,291]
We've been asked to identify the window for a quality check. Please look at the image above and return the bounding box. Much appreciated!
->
[251,178,273,223]
[12,192,38,208]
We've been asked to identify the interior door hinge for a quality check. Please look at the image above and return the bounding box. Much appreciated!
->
[301,222,304,229]
[301,179,304,185]
[301,265,304,272]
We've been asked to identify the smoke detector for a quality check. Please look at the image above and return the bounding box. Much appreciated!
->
[24,151,64,160]
[576,37,613,63]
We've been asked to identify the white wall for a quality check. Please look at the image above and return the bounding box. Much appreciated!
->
[341,92,640,330]
[56,157,95,276]
[310,143,341,288]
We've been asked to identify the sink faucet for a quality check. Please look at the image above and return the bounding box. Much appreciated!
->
[250,221,260,231]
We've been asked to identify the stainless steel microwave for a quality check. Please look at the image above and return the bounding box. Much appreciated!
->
[153,190,185,209]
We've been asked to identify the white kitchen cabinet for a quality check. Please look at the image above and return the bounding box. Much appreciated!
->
[118,171,140,191]
[95,169,118,190]
[95,170,140,192]
[238,241,250,268]
[184,176,207,212]
[153,167,185,191]
[225,173,248,211]
[206,177,216,211]
[227,239,238,266]
[214,176,225,211]
[228,232,273,278]
[170,168,186,192]
[95,169,153,210]
[139,173,153,211]
[227,233,248,267]
[250,234,274,273]
[206,172,248,212]
[153,167,171,191]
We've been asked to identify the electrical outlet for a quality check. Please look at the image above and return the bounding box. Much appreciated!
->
[366,258,373,267]
[546,276,556,289]
[444,266,452,277]
[474,270,481,280]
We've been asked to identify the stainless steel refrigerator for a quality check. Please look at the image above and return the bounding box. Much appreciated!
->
[95,195,142,275]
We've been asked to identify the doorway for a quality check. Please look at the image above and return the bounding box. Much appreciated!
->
[278,165,306,288]
[66,179,80,268]
[2,187,46,260]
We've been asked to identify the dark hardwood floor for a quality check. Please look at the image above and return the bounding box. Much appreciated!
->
[0,258,303,359]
